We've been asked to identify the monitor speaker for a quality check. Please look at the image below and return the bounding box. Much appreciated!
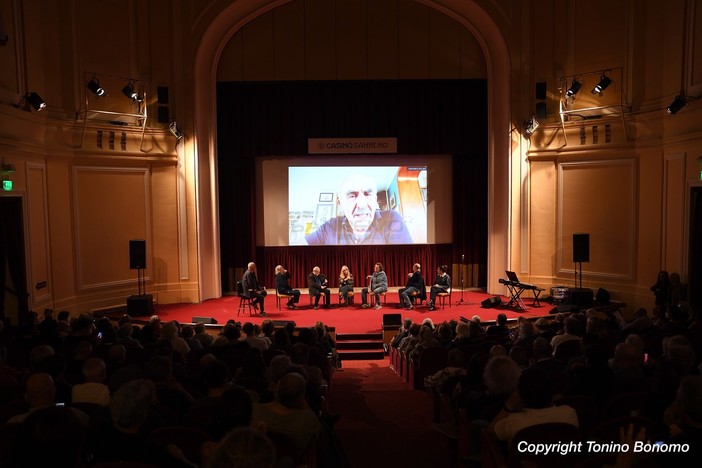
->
[481,296,502,308]
[382,314,402,327]
[192,316,217,324]
[129,240,146,269]
[568,288,593,308]
[573,233,590,263]
[127,294,153,316]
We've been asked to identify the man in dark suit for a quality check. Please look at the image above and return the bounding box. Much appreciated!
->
[308,266,331,310]
[398,263,425,310]
[242,262,267,317]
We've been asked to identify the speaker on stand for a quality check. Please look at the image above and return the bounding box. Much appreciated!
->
[128,239,152,316]
[573,233,589,289]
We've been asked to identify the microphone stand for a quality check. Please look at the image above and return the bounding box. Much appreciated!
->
[456,254,467,305]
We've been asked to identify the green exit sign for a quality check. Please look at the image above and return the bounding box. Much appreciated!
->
[2,180,12,191]
[699,170,702,181]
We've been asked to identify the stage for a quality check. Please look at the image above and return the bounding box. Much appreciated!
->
[120,289,552,334]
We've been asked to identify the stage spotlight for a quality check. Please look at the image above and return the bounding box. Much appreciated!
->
[591,75,612,95]
[566,78,582,97]
[121,81,139,101]
[169,121,183,140]
[23,92,46,111]
[87,77,105,97]
[524,116,540,136]
[667,95,687,114]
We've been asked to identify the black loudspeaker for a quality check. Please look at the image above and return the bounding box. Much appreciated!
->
[127,294,153,316]
[481,297,502,308]
[573,233,590,263]
[129,240,146,269]
[535,81,547,100]
[157,86,169,104]
[382,314,402,327]
[192,316,217,324]
[568,288,593,308]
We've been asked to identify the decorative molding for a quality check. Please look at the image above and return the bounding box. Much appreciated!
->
[72,166,152,291]
[662,153,686,269]
[25,161,52,305]
[557,158,637,280]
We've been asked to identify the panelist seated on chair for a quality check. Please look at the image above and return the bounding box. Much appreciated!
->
[338,265,354,306]
[275,265,301,309]
[398,263,425,310]
[361,262,388,309]
[308,266,331,309]
[427,265,451,311]
[242,262,267,317]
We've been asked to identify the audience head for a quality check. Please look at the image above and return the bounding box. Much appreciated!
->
[25,372,56,408]
[483,356,521,395]
[455,321,470,339]
[269,354,293,382]
[564,317,580,335]
[204,360,231,390]
[12,406,85,467]
[275,372,307,409]
[275,264,284,274]
[109,378,155,432]
[612,342,643,371]
[532,337,553,359]
[83,357,107,383]
[673,375,702,426]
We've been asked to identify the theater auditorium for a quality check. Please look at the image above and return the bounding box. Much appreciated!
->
[0,1,701,466]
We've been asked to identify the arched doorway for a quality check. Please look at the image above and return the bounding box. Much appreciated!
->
[193,0,511,301]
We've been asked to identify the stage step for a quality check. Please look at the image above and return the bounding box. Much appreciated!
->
[336,332,385,360]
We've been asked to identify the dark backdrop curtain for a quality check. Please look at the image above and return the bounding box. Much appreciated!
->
[217,80,487,290]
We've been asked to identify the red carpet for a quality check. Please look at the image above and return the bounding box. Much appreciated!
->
[148,290,550,333]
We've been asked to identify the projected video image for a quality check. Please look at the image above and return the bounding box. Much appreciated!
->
[289,166,427,246]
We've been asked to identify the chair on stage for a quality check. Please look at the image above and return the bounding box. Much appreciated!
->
[236,280,255,317]
[436,285,452,309]
[338,289,354,305]
[275,289,294,310]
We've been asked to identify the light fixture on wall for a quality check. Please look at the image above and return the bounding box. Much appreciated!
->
[169,121,183,140]
[667,95,688,114]
[565,78,583,97]
[16,92,46,111]
[524,116,540,136]
[87,77,105,97]
[121,80,140,101]
[591,74,612,95]
[1,157,16,174]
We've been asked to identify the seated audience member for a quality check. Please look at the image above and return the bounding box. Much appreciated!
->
[489,367,578,444]
[275,265,301,309]
[550,316,581,355]
[252,373,321,456]
[529,338,564,373]
[338,265,355,306]
[304,172,412,245]
[117,322,143,349]
[83,379,194,467]
[143,356,195,418]
[181,325,203,351]
[427,265,451,311]
[486,313,511,339]
[614,307,653,333]
[424,348,467,389]
[398,323,422,353]
[71,357,110,406]
[193,321,215,348]
[534,317,555,341]
[390,317,412,349]
[242,322,269,351]
[398,263,425,310]
[204,426,276,468]
[458,355,522,421]
[242,262,268,317]
[512,321,538,357]
[610,342,647,394]
[361,262,388,310]
[308,266,331,309]
[10,406,86,468]
[659,375,702,462]
[160,320,190,359]
[8,372,90,427]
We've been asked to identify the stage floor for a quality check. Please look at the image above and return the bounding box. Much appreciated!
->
[132,290,551,334]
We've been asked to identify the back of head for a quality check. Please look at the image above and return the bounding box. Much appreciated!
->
[532,337,552,358]
[26,372,55,408]
[564,317,580,335]
[676,375,702,425]
[290,342,310,365]
[83,357,107,383]
[483,356,521,395]
[13,406,84,467]
[275,372,307,409]
[110,378,154,431]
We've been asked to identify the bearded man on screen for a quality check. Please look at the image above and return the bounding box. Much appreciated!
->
[305,173,412,245]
